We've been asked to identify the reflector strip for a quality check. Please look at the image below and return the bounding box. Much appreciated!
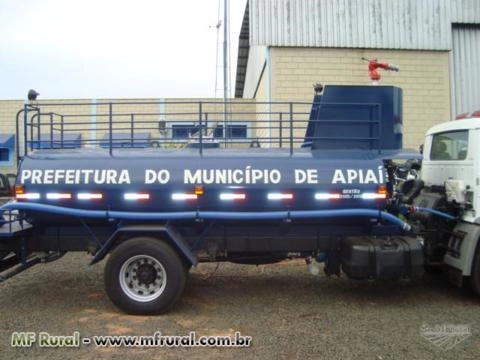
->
[124,193,150,200]
[172,193,198,201]
[361,193,387,200]
[220,193,246,201]
[315,193,340,200]
[46,193,72,200]
[16,193,40,200]
[77,193,103,200]
[267,193,293,200]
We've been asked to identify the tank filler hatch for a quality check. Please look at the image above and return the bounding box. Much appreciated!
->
[304,85,403,153]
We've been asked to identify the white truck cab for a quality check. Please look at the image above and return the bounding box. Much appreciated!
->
[422,116,479,221]
[420,112,480,292]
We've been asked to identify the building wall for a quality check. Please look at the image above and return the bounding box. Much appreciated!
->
[0,100,23,173]
[253,63,270,141]
[270,47,451,148]
[243,45,267,99]
[450,25,480,116]
[249,0,480,50]
[0,48,451,169]
[238,0,479,140]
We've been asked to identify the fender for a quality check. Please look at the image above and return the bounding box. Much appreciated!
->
[90,224,197,266]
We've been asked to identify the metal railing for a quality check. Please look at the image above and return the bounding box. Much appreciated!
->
[15,99,382,159]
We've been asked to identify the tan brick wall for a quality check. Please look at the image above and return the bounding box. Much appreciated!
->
[270,47,451,148]
[0,100,23,133]
[251,65,303,148]
[0,100,24,172]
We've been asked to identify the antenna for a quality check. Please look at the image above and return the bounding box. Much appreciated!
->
[223,0,231,146]
[211,0,231,147]
[213,0,230,100]
[212,0,223,99]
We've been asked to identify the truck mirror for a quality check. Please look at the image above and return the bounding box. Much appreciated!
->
[419,144,424,154]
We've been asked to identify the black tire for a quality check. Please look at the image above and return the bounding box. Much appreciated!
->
[104,237,187,315]
[470,242,480,296]
[424,265,443,275]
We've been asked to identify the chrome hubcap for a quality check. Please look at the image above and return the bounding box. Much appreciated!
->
[119,255,167,302]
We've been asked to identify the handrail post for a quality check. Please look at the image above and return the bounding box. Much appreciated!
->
[289,103,293,156]
[23,104,28,156]
[377,104,382,155]
[29,114,35,151]
[36,111,41,149]
[130,114,134,147]
[15,109,25,162]
[279,112,283,148]
[50,113,54,149]
[198,102,203,156]
[109,103,113,156]
[60,115,64,148]
[204,113,208,136]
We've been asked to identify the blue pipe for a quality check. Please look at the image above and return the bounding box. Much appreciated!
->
[0,202,412,231]
[412,206,457,221]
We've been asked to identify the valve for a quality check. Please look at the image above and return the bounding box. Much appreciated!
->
[361,57,399,84]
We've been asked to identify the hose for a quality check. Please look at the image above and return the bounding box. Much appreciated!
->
[410,206,457,221]
[0,201,412,231]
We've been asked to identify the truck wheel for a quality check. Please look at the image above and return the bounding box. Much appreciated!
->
[104,237,187,315]
[471,243,480,296]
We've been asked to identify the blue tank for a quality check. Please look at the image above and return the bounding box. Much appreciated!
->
[16,148,388,215]
[11,85,410,224]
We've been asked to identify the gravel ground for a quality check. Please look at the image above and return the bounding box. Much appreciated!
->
[0,253,479,360]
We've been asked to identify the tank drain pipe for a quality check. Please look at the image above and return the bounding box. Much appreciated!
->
[1,202,412,231]
[402,205,457,221]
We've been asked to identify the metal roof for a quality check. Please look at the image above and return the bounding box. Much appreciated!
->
[235,1,250,98]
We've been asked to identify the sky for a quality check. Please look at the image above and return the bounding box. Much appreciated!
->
[0,0,248,99]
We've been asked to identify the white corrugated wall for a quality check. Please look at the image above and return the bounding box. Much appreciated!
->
[451,0,480,23]
[250,0,453,50]
[450,25,480,116]
[240,0,480,107]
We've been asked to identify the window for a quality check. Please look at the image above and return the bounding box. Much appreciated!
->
[171,125,197,139]
[0,148,9,161]
[171,123,249,140]
[0,134,14,165]
[430,130,468,161]
[214,124,248,139]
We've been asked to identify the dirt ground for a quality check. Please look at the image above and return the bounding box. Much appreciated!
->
[0,253,479,360]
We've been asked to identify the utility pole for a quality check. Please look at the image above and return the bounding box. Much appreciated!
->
[223,0,229,102]
[223,0,229,144]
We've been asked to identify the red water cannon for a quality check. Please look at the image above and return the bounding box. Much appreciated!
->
[361,57,399,83]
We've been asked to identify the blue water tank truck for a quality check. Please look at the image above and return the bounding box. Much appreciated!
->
[0,85,469,314]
